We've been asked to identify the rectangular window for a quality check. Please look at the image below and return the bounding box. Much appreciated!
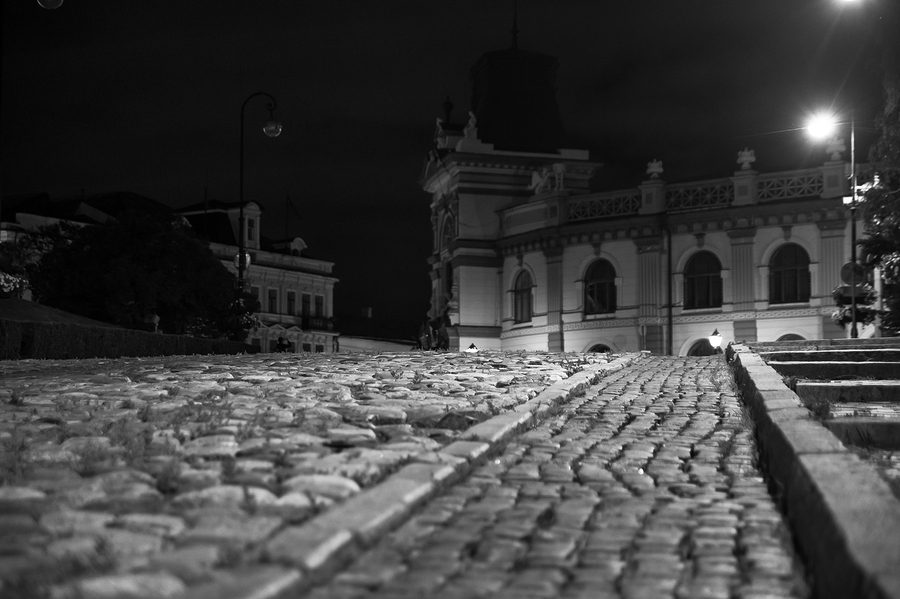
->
[286,291,296,315]
[315,344,325,353]
[267,289,278,313]
[301,293,311,317]
[247,218,257,242]
[302,343,312,352]
[314,295,324,317]
[250,286,260,302]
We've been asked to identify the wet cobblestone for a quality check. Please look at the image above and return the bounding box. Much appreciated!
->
[0,351,606,598]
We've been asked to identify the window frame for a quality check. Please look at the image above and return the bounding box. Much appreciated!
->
[768,243,811,305]
[513,271,533,324]
[583,259,617,316]
[683,251,723,310]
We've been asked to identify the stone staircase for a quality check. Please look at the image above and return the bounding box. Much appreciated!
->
[748,338,900,450]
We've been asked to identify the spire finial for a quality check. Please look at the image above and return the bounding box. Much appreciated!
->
[510,0,519,49]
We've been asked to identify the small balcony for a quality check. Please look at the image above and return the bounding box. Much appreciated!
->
[302,316,335,331]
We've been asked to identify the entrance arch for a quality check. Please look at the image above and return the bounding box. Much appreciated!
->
[587,343,612,353]
[687,339,715,356]
[777,333,805,341]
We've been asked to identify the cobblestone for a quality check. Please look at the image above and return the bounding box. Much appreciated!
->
[301,356,810,598]
[0,350,608,597]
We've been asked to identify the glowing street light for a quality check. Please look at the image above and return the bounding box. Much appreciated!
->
[237,91,282,291]
[806,110,861,338]
[708,329,723,353]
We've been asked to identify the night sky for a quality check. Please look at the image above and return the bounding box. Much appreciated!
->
[0,1,887,339]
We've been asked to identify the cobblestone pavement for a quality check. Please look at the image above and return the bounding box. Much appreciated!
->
[302,356,810,599]
[0,351,609,598]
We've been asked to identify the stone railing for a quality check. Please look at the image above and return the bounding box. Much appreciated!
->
[567,191,641,222]
[756,170,824,202]
[665,180,734,212]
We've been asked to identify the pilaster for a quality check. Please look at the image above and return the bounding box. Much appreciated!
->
[543,245,564,351]
[728,227,757,310]
[817,220,845,299]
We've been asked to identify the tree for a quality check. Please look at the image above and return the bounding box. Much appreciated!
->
[28,210,258,340]
[859,5,900,336]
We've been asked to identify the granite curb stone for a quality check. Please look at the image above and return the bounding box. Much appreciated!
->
[730,343,900,599]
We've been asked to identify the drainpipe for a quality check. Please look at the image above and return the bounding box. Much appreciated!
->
[666,226,673,355]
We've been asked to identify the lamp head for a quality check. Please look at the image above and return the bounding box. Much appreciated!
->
[263,105,282,138]
[263,121,283,138]
[806,111,839,141]
[708,329,723,350]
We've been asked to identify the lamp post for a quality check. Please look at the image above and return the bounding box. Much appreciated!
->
[238,92,282,291]
[805,110,860,338]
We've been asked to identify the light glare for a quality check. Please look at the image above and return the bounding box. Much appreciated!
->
[806,112,838,140]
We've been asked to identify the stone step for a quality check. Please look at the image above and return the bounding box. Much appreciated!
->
[749,338,900,352]
[824,417,900,450]
[768,361,900,380]
[796,381,900,404]
[760,348,900,362]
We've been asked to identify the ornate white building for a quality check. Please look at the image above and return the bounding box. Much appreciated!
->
[178,201,339,353]
[422,45,865,355]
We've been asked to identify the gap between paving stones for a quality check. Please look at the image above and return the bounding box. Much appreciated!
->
[254,352,646,596]
[729,344,900,599]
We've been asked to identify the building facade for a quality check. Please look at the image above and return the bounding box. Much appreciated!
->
[179,201,339,353]
[422,44,866,354]
[424,142,862,354]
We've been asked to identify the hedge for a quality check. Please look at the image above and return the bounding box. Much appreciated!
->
[0,319,248,360]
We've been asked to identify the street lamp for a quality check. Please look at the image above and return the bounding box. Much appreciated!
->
[805,110,861,338]
[708,329,723,354]
[238,91,282,290]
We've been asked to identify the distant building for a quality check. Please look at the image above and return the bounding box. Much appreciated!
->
[178,200,339,353]
[1,192,340,353]
[422,44,868,354]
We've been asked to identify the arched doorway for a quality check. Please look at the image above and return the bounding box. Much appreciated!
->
[588,344,612,353]
[777,333,805,341]
[687,339,715,356]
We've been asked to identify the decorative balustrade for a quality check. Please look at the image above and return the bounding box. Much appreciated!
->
[567,192,640,222]
[756,170,823,201]
[666,181,733,212]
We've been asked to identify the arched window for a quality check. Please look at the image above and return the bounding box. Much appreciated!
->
[684,251,723,310]
[513,271,533,323]
[769,243,811,304]
[588,344,611,353]
[584,260,617,315]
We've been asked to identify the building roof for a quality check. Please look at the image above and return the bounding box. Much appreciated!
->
[180,212,238,246]
[1,191,173,226]
[469,47,566,153]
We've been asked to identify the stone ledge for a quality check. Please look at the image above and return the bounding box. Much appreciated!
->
[730,343,900,599]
